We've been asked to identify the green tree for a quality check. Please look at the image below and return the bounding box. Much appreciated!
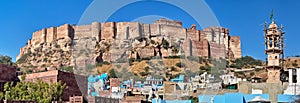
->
[0,54,14,66]
[0,91,4,100]
[3,78,66,102]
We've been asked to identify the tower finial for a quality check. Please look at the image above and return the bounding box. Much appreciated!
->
[271,19,275,24]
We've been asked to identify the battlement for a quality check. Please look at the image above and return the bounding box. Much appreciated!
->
[32,28,46,46]
[29,24,73,47]
[116,22,141,40]
[153,18,182,27]
[187,24,201,41]
[73,22,102,41]
[91,22,101,41]
[33,28,47,36]
[46,27,57,43]
[73,25,92,39]
[101,22,115,40]
[202,26,228,45]
[56,24,72,40]
[160,24,186,39]
[28,19,219,46]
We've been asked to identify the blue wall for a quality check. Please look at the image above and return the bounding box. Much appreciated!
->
[198,93,271,103]
[152,99,191,103]
[277,94,297,103]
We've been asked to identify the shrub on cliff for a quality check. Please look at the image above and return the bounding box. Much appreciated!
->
[175,62,186,68]
[139,72,148,77]
[230,56,262,69]
[128,58,135,66]
[162,38,169,49]
[144,66,150,73]
[109,69,117,78]
[171,66,177,71]
[95,61,110,67]
[199,66,206,70]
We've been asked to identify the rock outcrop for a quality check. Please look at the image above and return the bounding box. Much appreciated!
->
[17,18,242,72]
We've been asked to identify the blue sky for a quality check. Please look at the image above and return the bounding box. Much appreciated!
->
[0,0,299,61]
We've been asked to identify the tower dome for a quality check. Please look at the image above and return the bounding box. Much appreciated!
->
[268,20,278,29]
[267,20,279,35]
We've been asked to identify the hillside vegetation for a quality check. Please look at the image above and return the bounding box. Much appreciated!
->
[95,56,228,81]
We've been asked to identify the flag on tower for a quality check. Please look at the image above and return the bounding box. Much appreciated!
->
[270,9,274,20]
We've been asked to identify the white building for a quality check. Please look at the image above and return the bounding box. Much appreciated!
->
[284,68,300,95]
[220,74,239,85]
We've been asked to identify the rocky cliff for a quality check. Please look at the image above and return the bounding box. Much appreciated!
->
[16,18,241,73]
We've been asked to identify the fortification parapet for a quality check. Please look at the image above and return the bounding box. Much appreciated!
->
[101,22,115,40]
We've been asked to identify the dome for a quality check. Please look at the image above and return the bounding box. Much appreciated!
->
[268,20,278,29]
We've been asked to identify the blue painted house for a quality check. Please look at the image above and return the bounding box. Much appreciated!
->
[198,93,270,103]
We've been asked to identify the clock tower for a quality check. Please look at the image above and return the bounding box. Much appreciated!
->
[264,20,285,83]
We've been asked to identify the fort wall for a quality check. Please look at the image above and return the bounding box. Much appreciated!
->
[17,19,242,70]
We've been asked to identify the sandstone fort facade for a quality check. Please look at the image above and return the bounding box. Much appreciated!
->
[17,18,241,71]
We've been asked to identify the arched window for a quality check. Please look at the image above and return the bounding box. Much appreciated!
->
[269,38,273,47]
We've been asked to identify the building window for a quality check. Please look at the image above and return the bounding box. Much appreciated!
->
[293,69,297,83]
